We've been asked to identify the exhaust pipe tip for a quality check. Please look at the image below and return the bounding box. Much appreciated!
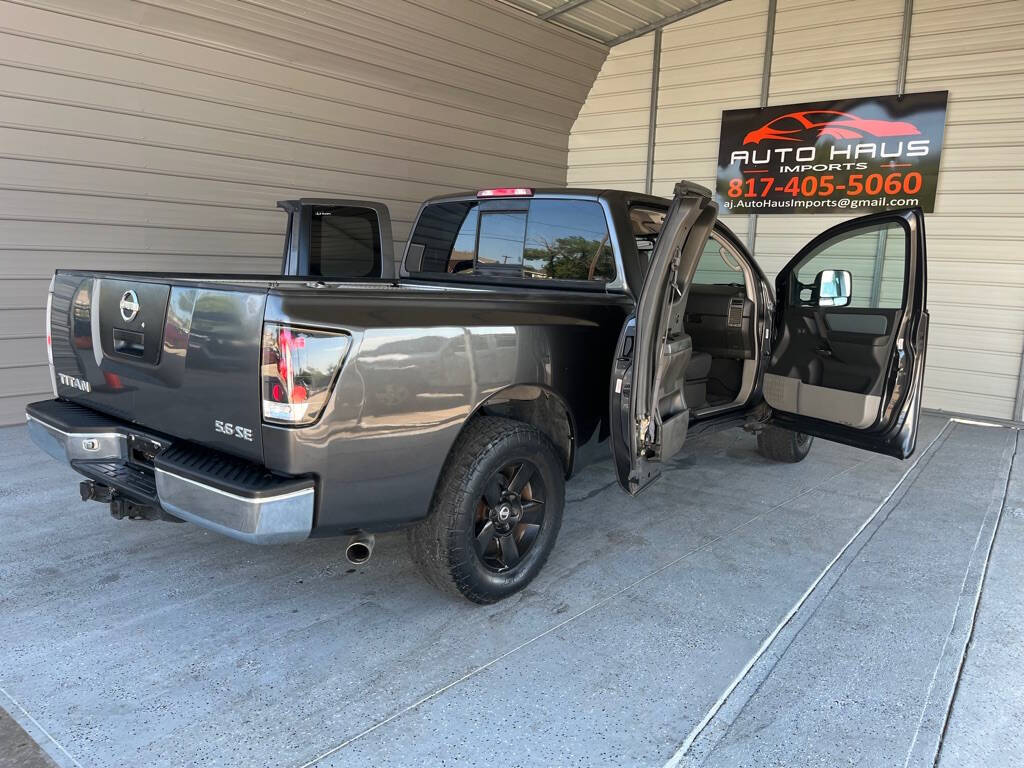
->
[345,533,375,565]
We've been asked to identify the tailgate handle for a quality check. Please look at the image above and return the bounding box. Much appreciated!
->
[113,328,145,357]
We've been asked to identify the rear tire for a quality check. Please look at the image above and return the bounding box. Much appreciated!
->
[408,416,565,604]
[757,427,813,463]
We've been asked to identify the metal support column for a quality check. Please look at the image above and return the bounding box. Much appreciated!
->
[644,29,662,195]
[748,0,777,254]
[869,0,914,309]
[1016,354,1024,421]
[896,0,914,95]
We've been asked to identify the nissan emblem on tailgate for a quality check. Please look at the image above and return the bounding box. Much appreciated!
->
[119,290,140,322]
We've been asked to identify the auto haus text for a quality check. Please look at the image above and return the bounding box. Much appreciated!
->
[729,138,932,173]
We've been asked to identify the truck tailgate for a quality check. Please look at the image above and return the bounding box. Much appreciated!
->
[49,271,268,462]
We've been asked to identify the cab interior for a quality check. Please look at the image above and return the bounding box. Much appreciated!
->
[632,208,762,421]
[681,234,761,416]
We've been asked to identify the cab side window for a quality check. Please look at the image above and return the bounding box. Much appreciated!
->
[629,206,666,272]
[692,236,744,285]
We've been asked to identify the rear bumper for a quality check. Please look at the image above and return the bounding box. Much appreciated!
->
[26,399,315,545]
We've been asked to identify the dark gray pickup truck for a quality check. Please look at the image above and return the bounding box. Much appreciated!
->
[26,182,929,603]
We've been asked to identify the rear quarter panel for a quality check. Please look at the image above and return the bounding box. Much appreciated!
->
[262,284,631,534]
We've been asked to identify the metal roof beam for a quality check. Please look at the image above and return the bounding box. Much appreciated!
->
[540,0,595,20]
[605,0,730,46]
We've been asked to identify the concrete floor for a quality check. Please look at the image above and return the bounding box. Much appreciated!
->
[1,414,1021,767]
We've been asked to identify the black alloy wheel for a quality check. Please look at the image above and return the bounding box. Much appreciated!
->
[408,416,565,604]
[473,459,546,572]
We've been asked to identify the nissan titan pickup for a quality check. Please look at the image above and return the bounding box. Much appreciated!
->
[27,182,929,603]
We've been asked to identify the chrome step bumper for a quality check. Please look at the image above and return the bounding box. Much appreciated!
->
[153,467,314,544]
[26,400,315,545]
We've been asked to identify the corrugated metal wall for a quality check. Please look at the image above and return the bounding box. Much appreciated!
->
[905,0,1024,417]
[568,0,1024,420]
[0,0,608,424]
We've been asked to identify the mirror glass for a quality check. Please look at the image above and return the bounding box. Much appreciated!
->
[817,269,852,307]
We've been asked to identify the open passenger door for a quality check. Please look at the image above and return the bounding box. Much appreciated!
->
[762,208,929,458]
[277,198,395,279]
[609,182,718,494]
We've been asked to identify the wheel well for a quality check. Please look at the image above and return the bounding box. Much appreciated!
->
[477,386,574,476]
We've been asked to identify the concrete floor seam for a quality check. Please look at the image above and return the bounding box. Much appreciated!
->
[296,444,881,767]
[8,415,993,767]
[692,422,953,760]
[0,687,81,768]
[662,418,957,768]
[914,428,1020,768]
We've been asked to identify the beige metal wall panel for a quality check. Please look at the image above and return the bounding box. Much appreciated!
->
[651,0,769,209]
[647,0,769,244]
[758,0,1024,419]
[567,34,653,191]
[568,0,1024,419]
[0,0,607,425]
[903,0,1024,419]
[571,0,769,235]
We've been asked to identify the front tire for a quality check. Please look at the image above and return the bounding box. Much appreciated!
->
[757,426,813,463]
[408,416,565,604]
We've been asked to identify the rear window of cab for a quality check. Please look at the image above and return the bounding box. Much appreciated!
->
[406,198,616,284]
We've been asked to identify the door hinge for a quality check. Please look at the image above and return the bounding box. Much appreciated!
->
[637,416,654,456]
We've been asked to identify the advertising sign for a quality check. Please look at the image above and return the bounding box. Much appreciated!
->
[715,91,948,214]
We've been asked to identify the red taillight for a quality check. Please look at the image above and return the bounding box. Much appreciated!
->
[261,324,350,425]
[277,330,290,380]
[46,275,57,396]
[476,187,534,198]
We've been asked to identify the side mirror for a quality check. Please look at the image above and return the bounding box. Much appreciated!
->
[814,269,852,307]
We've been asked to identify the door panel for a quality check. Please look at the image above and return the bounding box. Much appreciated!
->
[763,374,880,429]
[824,313,889,335]
[769,306,902,402]
[610,182,717,494]
[764,208,928,458]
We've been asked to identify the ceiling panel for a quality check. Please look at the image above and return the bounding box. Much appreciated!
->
[499,0,730,45]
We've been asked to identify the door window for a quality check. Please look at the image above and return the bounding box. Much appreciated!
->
[792,221,906,309]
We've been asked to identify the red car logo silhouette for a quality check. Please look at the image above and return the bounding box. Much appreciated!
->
[743,110,921,144]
